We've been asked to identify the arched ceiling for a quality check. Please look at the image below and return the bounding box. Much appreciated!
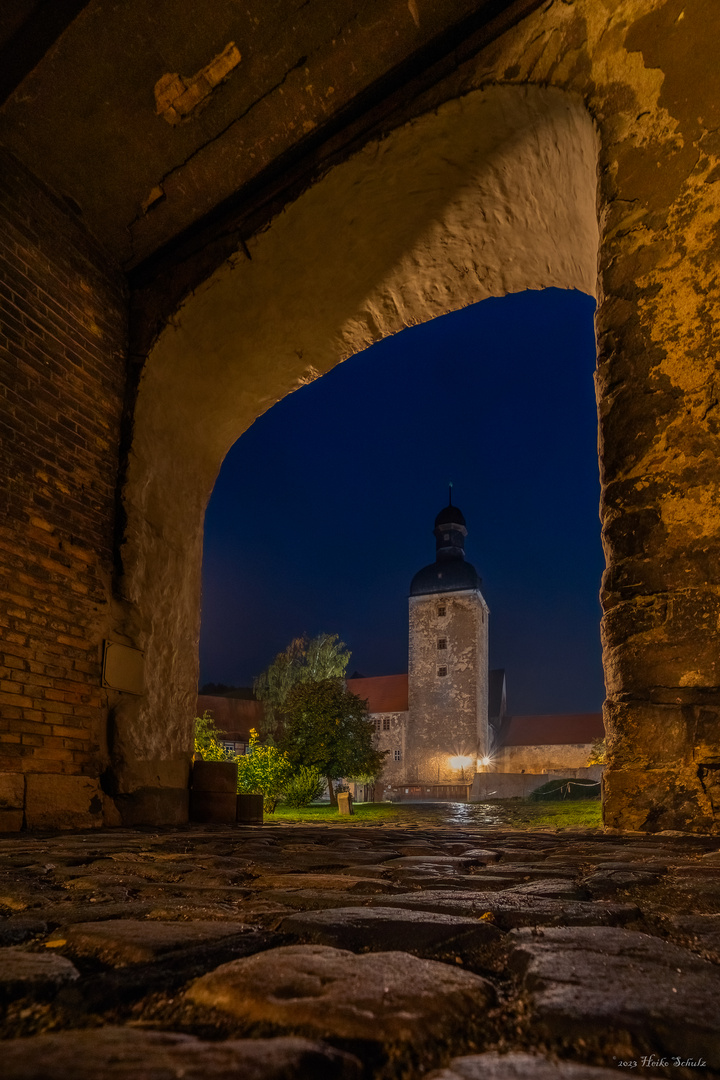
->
[112,83,598,761]
[0,0,541,271]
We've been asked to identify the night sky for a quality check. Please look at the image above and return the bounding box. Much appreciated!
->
[199,287,605,716]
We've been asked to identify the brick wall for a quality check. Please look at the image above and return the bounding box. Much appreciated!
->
[0,150,126,825]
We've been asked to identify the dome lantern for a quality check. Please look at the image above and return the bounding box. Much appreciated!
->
[410,492,481,596]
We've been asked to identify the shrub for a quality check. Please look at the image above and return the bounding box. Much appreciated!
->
[237,729,294,813]
[283,765,326,808]
[194,711,233,761]
[587,736,607,766]
[528,778,600,801]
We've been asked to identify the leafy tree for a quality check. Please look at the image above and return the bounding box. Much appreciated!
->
[281,678,386,805]
[282,765,326,808]
[254,632,351,740]
[236,729,294,813]
[194,711,233,761]
[587,736,607,766]
[348,768,383,786]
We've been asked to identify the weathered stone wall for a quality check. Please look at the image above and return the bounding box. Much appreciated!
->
[0,150,126,830]
[371,712,407,787]
[407,590,488,784]
[471,766,603,801]
[494,744,595,774]
[112,0,720,832]
[462,0,720,833]
[454,0,720,832]
[3,0,718,833]
[116,84,598,819]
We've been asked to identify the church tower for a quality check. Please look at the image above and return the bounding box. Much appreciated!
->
[405,496,489,787]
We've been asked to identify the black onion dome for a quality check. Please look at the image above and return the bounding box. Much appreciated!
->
[410,496,481,595]
[410,559,481,596]
[435,503,466,528]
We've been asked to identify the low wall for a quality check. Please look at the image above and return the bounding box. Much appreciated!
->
[382,782,473,803]
[493,744,596,773]
[470,767,603,801]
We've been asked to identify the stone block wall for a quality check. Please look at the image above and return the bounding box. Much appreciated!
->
[407,589,489,784]
[1,1,718,836]
[0,150,126,828]
[372,711,407,786]
[494,744,595,774]
[471,766,603,801]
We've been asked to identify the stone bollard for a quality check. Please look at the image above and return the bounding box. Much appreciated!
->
[337,791,353,815]
[189,760,238,824]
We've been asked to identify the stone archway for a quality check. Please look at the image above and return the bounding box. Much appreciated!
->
[110,82,599,824]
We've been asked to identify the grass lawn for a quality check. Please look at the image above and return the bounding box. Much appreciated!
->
[495,799,602,829]
[270,802,401,824]
[268,799,603,829]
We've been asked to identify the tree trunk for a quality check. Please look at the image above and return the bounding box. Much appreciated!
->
[326,776,336,806]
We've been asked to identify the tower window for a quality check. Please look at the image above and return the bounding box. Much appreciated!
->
[437,605,446,617]
[443,533,449,540]
[394,749,402,761]
[383,716,391,731]
[438,666,447,677]
[437,638,447,650]
[375,717,382,732]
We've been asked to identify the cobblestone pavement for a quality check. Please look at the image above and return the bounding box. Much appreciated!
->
[1,819,719,1079]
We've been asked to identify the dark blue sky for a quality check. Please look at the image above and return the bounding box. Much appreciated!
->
[199,287,605,715]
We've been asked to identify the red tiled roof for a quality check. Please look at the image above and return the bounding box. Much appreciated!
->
[196,695,265,740]
[501,713,604,747]
[347,674,408,713]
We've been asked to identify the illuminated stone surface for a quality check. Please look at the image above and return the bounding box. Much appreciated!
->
[1,1029,362,1080]
[1,819,719,1077]
[248,872,402,893]
[365,890,640,929]
[2,0,720,835]
[427,1053,620,1079]
[59,919,255,966]
[0,949,78,1001]
[279,905,504,954]
[509,925,720,1061]
[186,943,496,1043]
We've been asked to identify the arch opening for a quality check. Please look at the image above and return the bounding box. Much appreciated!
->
[111,83,600,820]
[199,288,602,709]
[198,287,604,802]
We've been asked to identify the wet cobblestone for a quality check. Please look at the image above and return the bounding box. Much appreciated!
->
[0,817,719,1078]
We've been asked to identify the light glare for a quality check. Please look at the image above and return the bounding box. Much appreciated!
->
[449,754,474,770]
